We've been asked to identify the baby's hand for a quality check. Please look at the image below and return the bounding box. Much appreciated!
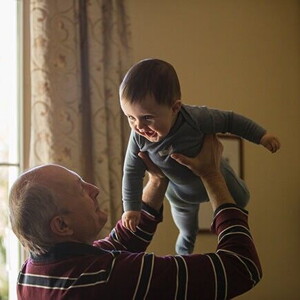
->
[122,211,141,232]
[260,133,281,153]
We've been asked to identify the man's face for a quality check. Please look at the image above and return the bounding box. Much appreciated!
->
[120,94,181,143]
[40,165,108,244]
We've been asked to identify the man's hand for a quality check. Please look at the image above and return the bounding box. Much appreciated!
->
[171,134,223,179]
[260,133,281,153]
[138,152,166,180]
[138,152,169,211]
[171,134,235,211]
[122,211,141,232]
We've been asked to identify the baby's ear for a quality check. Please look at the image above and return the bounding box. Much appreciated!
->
[172,100,182,113]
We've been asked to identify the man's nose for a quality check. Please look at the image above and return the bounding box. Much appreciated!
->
[87,183,99,199]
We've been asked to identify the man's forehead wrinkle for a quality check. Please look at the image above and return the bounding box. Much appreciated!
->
[21,164,60,181]
[15,165,80,201]
[29,165,70,188]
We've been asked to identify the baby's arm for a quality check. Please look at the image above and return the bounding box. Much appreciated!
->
[122,210,141,232]
[260,133,281,153]
[122,133,147,232]
[122,150,168,232]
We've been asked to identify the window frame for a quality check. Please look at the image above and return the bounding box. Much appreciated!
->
[0,1,24,299]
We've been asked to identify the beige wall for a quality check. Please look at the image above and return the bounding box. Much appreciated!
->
[128,0,300,299]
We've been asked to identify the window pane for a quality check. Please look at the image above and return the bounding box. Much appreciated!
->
[0,167,19,300]
[0,0,18,166]
[0,1,20,300]
[0,168,9,299]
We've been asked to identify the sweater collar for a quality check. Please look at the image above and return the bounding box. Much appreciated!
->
[30,242,107,262]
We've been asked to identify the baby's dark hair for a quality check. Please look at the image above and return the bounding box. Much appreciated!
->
[119,58,181,106]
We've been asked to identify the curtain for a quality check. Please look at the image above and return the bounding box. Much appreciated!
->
[29,0,132,235]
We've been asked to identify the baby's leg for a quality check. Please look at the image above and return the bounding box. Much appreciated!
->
[170,203,200,255]
[221,159,250,208]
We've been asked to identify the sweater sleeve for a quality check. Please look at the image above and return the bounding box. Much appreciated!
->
[122,131,147,211]
[93,202,163,252]
[132,204,262,300]
[93,205,261,300]
[207,107,267,143]
[185,105,267,144]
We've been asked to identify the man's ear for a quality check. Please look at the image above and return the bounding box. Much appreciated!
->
[172,100,182,113]
[50,216,73,236]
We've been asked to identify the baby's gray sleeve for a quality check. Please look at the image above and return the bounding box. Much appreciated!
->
[122,133,147,211]
[207,108,266,143]
[228,111,266,143]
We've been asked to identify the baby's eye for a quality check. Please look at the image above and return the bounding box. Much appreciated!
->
[127,115,135,121]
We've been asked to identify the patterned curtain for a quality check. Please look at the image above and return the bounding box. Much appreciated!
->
[29,0,132,235]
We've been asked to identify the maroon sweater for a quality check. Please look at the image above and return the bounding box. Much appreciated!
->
[17,203,262,299]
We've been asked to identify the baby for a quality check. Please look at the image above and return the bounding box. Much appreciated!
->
[119,58,280,254]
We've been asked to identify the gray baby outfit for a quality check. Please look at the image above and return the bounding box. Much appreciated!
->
[122,105,266,254]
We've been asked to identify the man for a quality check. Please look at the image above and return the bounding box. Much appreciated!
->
[9,135,262,299]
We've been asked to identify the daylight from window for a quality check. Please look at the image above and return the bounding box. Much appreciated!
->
[0,1,20,299]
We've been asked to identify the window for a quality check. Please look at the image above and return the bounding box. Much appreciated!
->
[0,1,23,299]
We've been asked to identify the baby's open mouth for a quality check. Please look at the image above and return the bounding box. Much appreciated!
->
[137,129,158,140]
[144,130,156,138]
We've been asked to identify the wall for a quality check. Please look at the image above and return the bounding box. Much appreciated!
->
[127,0,300,299]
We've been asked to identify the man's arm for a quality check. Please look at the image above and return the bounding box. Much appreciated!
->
[94,153,168,252]
[96,135,262,299]
[93,135,262,300]
[167,134,262,299]
[138,152,169,211]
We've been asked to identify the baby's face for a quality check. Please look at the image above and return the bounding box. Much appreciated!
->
[120,95,181,142]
